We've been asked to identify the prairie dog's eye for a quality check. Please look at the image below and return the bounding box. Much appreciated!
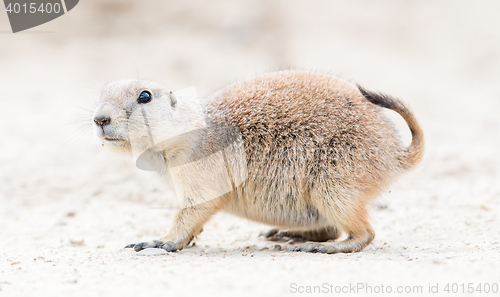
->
[137,91,152,104]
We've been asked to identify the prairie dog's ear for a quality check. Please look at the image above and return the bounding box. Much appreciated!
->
[169,91,177,108]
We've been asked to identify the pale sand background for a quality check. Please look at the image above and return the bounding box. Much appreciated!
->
[1,1,500,296]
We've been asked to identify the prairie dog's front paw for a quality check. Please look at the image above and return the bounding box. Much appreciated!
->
[124,240,180,252]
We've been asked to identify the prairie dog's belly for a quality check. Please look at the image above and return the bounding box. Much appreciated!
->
[222,190,330,230]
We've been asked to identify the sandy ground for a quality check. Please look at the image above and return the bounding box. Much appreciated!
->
[1,1,500,296]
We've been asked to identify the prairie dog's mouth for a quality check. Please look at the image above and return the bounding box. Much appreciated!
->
[103,136,126,142]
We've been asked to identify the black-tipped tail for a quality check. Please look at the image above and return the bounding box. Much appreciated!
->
[358,85,425,168]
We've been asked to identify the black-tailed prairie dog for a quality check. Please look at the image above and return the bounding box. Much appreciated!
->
[93,70,424,254]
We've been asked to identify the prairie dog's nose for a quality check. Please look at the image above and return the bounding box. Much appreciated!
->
[93,102,113,127]
[94,116,111,127]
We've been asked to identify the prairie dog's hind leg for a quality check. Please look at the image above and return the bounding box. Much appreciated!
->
[126,200,221,252]
[261,226,341,243]
[290,227,375,254]
[289,188,376,253]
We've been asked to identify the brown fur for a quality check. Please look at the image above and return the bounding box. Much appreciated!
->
[94,70,424,254]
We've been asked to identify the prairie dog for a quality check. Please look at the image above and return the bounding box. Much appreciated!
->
[92,70,424,254]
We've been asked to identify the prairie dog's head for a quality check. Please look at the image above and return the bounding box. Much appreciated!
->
[93,80,203,156]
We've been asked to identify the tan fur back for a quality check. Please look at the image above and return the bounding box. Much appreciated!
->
[204,70,409,230]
